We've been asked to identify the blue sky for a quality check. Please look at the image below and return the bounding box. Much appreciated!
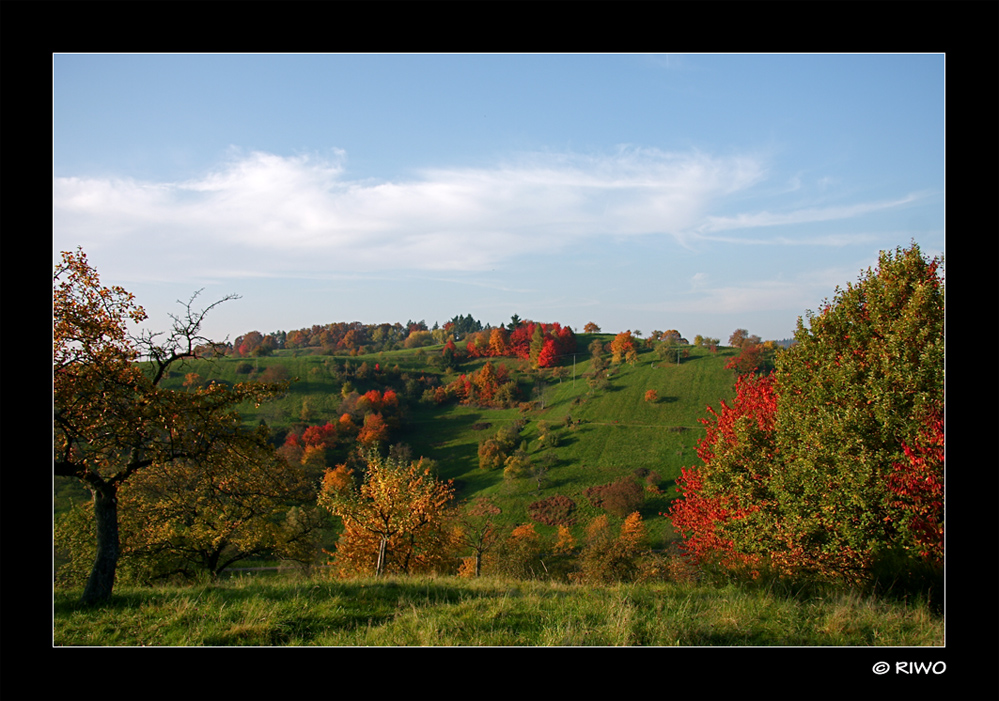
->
[53,53,944,345]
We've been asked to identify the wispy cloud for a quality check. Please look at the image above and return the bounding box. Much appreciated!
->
[644,263,862,317]
[54,147,769,282]
[695,192,925,236]
[53,147,917,287]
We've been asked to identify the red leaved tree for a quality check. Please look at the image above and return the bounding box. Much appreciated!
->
[357,412,390,447]
[724,342,763,376]
[667,374,777,573]
[886,408,944,562]
[537,338,559,368]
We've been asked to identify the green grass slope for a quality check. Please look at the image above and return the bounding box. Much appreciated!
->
[133,338,739,549]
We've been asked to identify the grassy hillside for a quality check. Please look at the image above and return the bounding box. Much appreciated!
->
[132,336,739,550]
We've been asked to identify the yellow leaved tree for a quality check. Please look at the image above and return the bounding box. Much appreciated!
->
[318,451,457,577]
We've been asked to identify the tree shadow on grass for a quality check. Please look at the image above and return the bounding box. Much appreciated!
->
[398,412,482,473]
[530,474,575,493]
[548,434,579,450]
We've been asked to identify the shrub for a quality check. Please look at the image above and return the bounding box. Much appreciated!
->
[260,364,290,383]
[477,438,506,471]
[528,495,577,526]
[502,450,532,480]
[574,513,648,584]
[486,523,546,580]
[584,477,645,517]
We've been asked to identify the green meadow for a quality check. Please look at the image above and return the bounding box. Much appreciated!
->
[54,337,946,649]
[54,572,942,647]
[134,335,739,547]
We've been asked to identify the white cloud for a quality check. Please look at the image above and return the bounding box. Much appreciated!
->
[678,282,812,315]
[54,147,923,292]
[54,147,770,283]
[695,193,923,236]
[649,279,826,318]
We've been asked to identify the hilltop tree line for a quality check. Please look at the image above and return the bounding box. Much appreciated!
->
[225,312,561,359]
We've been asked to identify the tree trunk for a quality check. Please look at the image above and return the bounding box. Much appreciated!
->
[80,484,120,605]
[375,535,388,577]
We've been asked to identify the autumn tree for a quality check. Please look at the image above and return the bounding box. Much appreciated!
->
[768,243,944,581]
[575,512,649,584]
[318,451,456,577]
[529,324,546,368]
[474,361,499,404]
[669,243,944,586]
[477,437,508,471]
[724,342,764,376]
[404,329,434,349]
[667,373,777,575]
[478,421,524,471]
[728,329,760,349]
[440,337,460,370]
[465,330,491,358]
[537,338,560,369]
[487,326,510,357]
[610,331,638,365]
[455,497,503,578]
[57,435,324,584]
[357,412,390,448]
[583,322,601,333]
[487,523,547,580]
[54,249,288,604]
[502,448,533,480]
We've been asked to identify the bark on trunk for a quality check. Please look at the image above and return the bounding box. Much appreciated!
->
[80,485,119,605]
[375,536,388,577]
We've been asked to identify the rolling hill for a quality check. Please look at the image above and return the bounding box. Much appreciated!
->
[144,335,741,548]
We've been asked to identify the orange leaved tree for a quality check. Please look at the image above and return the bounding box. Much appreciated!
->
[318,451,456,577]
[610,331,638,364]
[54,248,288,603]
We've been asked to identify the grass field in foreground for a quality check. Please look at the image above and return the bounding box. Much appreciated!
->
[54,572,943,647]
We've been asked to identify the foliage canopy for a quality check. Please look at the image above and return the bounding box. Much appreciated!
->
[54,248,292,602]
[669,243,944,586]
[318,451,456,577]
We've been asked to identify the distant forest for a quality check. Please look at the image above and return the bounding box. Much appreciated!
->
[220,314,793,360]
